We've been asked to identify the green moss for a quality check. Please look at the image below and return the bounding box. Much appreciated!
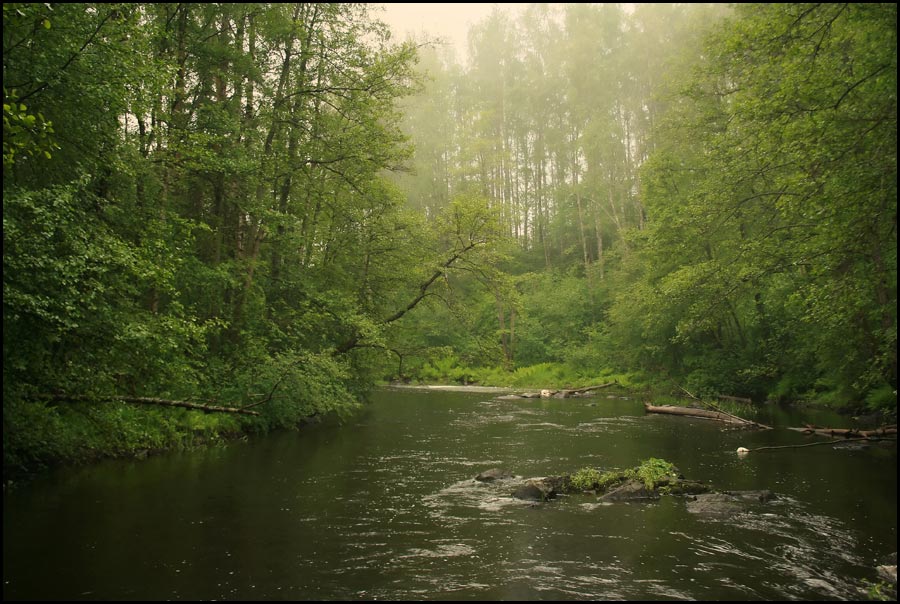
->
[569,467,628,492]
[597,470,627,491]
[568,458,678,494]
[634,457,678,489]
[570,467,603,490]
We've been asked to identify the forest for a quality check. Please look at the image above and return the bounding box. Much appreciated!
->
[3,3,896,474]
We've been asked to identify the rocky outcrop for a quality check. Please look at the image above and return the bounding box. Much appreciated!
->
[471,464,776,516]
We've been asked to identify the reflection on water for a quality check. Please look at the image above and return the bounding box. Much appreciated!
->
[3,387,896,601]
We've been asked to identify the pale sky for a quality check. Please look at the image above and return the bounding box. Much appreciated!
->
[377,3,528,63]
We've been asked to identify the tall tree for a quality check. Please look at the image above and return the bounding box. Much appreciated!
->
[612,3,896,403]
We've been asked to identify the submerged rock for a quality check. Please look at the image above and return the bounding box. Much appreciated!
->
[685,490,776,516]
[663,479,710,496]
[512,480,556,501]
[722,489,776,503]
[475,468,513,482]
[685,493,744,516]
[511,476,571,501]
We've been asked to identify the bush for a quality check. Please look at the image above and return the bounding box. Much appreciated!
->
[865,384,897,413]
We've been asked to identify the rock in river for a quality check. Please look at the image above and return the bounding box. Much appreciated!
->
[474,468,513,482]
[685,490,776,516]
[599,479,661,502]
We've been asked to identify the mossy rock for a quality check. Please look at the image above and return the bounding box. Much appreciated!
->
[599,479,661,502]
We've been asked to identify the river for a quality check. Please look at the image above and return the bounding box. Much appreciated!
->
[3,387,897,600]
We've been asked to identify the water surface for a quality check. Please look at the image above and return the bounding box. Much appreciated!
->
[3,388,896,600]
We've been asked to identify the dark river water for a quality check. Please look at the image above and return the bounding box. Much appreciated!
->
[3,387,897,600]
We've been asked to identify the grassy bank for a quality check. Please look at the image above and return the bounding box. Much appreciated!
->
[2,394,348,482]
[404,359,897,418]
[409,359,644,391]
[2,398,249,481]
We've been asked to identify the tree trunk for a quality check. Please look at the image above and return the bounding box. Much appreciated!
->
[644,403,771,429]
[787,425,897,439]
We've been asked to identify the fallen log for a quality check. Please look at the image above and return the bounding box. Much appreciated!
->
[560,381,618,395]
[37,394,262,416]
[501,381,619,400]
[644,403,771,429]
[786,425,897,439]
[738,437,896,453]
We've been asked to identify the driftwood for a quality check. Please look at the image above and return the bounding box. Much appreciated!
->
[743,437,895,453]
[557,381,618,397]
[647,402,897,449]
[644,403,771,429]
[674,387,771,428]
[500,381,619,400]
[786,424,897,439]
[38,394,261,416]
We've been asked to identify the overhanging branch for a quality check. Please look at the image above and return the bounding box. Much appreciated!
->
[37,394,261,416]
[335,241,479,353]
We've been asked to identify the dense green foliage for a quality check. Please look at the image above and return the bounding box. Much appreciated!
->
[2,3,503,474]
[392,4,896,413]
[3,3,896,474]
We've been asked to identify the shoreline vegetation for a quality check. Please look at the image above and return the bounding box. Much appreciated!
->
[7,363,894,485]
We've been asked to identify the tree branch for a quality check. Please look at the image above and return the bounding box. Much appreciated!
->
[335,241,479,354]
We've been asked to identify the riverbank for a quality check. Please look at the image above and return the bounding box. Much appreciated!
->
[387,384,516,393]
[395,359,896,420]
[2,396,331,484]
[7,375,894,485]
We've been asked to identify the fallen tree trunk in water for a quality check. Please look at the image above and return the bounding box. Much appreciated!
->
[786,424,897,439]
[557,382,618,396]
[644,403,771,429]
[498,381,619,400]
[742,437,896,453]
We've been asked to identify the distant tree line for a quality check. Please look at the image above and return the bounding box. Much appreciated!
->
[392,3,896,410]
